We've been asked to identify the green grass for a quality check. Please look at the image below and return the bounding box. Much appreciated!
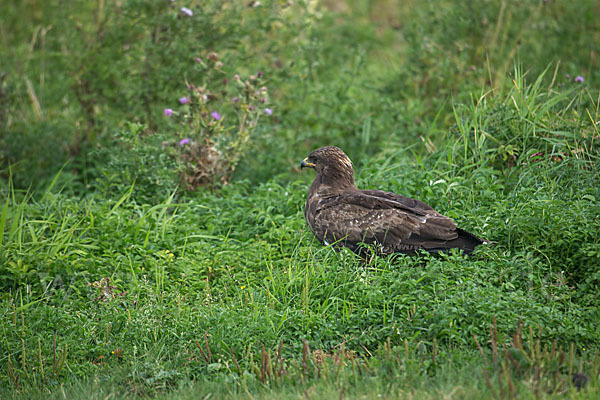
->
[2,137,599,397]
[1,0,600,398]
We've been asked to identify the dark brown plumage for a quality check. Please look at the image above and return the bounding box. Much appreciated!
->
[300,146,486,256]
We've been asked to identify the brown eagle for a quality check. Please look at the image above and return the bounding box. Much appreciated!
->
[300,146,486,255]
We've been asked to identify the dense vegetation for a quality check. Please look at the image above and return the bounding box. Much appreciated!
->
[1,0,599,398]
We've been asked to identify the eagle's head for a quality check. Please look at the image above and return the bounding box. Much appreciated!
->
[301,146,355,188]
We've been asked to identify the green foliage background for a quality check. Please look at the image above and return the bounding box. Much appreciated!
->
[1,0,599,398]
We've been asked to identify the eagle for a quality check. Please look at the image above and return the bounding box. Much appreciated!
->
[300,146,486,256]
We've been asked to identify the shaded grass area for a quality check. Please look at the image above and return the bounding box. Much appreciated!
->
[9,340,600,399]
[2,0,599,189]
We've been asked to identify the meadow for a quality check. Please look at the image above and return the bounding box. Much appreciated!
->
[1,0,600,398]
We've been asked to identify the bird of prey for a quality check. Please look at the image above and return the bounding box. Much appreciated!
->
[300,146,486,255]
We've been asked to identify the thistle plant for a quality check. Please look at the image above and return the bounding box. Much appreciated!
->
[163,52,272,189]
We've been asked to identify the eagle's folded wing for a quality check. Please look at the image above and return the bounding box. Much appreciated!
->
[311,191,459,253]
[359,190,437,213]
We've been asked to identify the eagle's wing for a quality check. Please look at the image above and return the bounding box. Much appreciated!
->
[359,189,437,214]
[311,190,460,254]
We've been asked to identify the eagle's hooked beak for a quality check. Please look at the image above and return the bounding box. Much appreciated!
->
[300,158,316,169]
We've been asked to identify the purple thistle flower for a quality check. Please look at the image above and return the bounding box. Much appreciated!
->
[575,75,584,83]
[248,105,255,111]
[257,71,263,78]
[179,97,188,104]
[211,111,221,120]
[181,7,193,16]
[179,138,190,146]
[195,57,203,63]
[164,108,173,117]
[232,97,239,103]
[264,108,273,116]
